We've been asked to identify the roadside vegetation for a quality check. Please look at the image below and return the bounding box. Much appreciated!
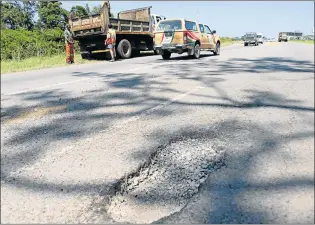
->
[289,39,314,45]
[1,1,238,74]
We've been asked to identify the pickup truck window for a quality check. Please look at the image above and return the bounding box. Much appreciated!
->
[156,16,162,23]
[199,24,205,33]
[185,21,198,31]
[156,20,182,31]
[204,25,212,34]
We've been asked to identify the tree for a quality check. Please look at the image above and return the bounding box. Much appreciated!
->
[70,5,88,18]
[85,3,91,15]
[0,1,36,30]
[36,1,68,29]
[91,4,102,15]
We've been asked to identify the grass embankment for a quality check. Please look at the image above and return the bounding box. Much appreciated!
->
[221,41,240,47]
[1,53,100,74]
[1,40,240,74]
[289,40,314,45]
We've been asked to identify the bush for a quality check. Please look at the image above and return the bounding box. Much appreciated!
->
[1,28,68,60]
[220,37,233,43]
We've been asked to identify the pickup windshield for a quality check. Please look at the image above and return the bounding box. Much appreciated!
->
[246,34,256,38]
[156,20,182,31]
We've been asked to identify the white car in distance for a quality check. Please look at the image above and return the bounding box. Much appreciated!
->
[257,33,264,44]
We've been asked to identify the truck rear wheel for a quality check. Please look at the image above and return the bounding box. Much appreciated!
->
[81,53,91,60]
[162,51,171,60]
[117,39,132,59]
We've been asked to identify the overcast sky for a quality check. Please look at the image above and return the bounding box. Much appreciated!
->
[61,1,314,38]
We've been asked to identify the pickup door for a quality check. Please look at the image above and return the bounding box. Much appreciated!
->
[198,24,210,49]
[204,25,215,49]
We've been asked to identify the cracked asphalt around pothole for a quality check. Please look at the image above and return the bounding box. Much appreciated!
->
[1,43,314,223]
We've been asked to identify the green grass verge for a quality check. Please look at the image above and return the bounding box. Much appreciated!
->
[1,53,99,74]
[289,40,314,45]
[221,41,240,47]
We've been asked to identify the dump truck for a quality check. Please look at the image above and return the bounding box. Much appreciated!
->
[68,1,166,59]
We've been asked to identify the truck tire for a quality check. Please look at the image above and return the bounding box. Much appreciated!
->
[117,39,132,59]
[192,43,201,59]
[81,52,91,60]
[244,43,248,46]
[213,42,220,55]
[162,51,171,60]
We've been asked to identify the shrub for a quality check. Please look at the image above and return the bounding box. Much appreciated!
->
[1,28,68,60]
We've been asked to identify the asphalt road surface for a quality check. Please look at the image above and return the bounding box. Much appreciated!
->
[1,42,314,224]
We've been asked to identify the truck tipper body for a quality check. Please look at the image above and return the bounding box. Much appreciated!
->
[69,1,165,59]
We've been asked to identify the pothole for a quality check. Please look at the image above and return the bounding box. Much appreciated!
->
[104,136,226,224]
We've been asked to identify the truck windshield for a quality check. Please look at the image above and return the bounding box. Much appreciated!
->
[257,35,262,38]
[156,20,182,31]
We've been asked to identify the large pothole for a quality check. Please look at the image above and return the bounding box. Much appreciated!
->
[105,137,226,224]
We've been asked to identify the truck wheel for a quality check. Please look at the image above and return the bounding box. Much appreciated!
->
[117,39,132,59]
[81,52,91,60]
[214,42,220,55]
[162,51,171,60]
[192,43,201,59]
[244,43,248,46]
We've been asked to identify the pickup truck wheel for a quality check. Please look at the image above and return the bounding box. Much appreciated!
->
[162,51,171,60]
[117,39,132,59]
[214,42,220,55]
[192,43,201,59]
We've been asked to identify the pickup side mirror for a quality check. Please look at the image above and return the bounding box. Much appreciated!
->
[212,30,216,34]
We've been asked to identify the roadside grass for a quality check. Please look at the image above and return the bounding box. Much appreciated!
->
[1,41,240,74]
[289,40,314,45]
[221,41,240,47]
[1,53,102,74]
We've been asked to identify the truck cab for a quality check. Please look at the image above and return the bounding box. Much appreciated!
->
[278,32,288,42]
[151,14,166,32]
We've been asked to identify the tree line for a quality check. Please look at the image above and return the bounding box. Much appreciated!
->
[1,1,108,60]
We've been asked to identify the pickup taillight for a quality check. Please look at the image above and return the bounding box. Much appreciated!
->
[183,31,187,44]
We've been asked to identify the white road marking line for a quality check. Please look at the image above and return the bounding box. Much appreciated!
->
[5,78,92,96]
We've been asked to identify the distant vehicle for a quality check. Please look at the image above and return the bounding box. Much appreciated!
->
[278,32,288,42]
[257,33,264,44]
[154,18,221,60]
[244,32,259,46]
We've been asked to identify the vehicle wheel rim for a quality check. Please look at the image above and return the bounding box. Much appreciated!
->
[195,45,200,57]
[216,43,220,54]
[123,44,129,55]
